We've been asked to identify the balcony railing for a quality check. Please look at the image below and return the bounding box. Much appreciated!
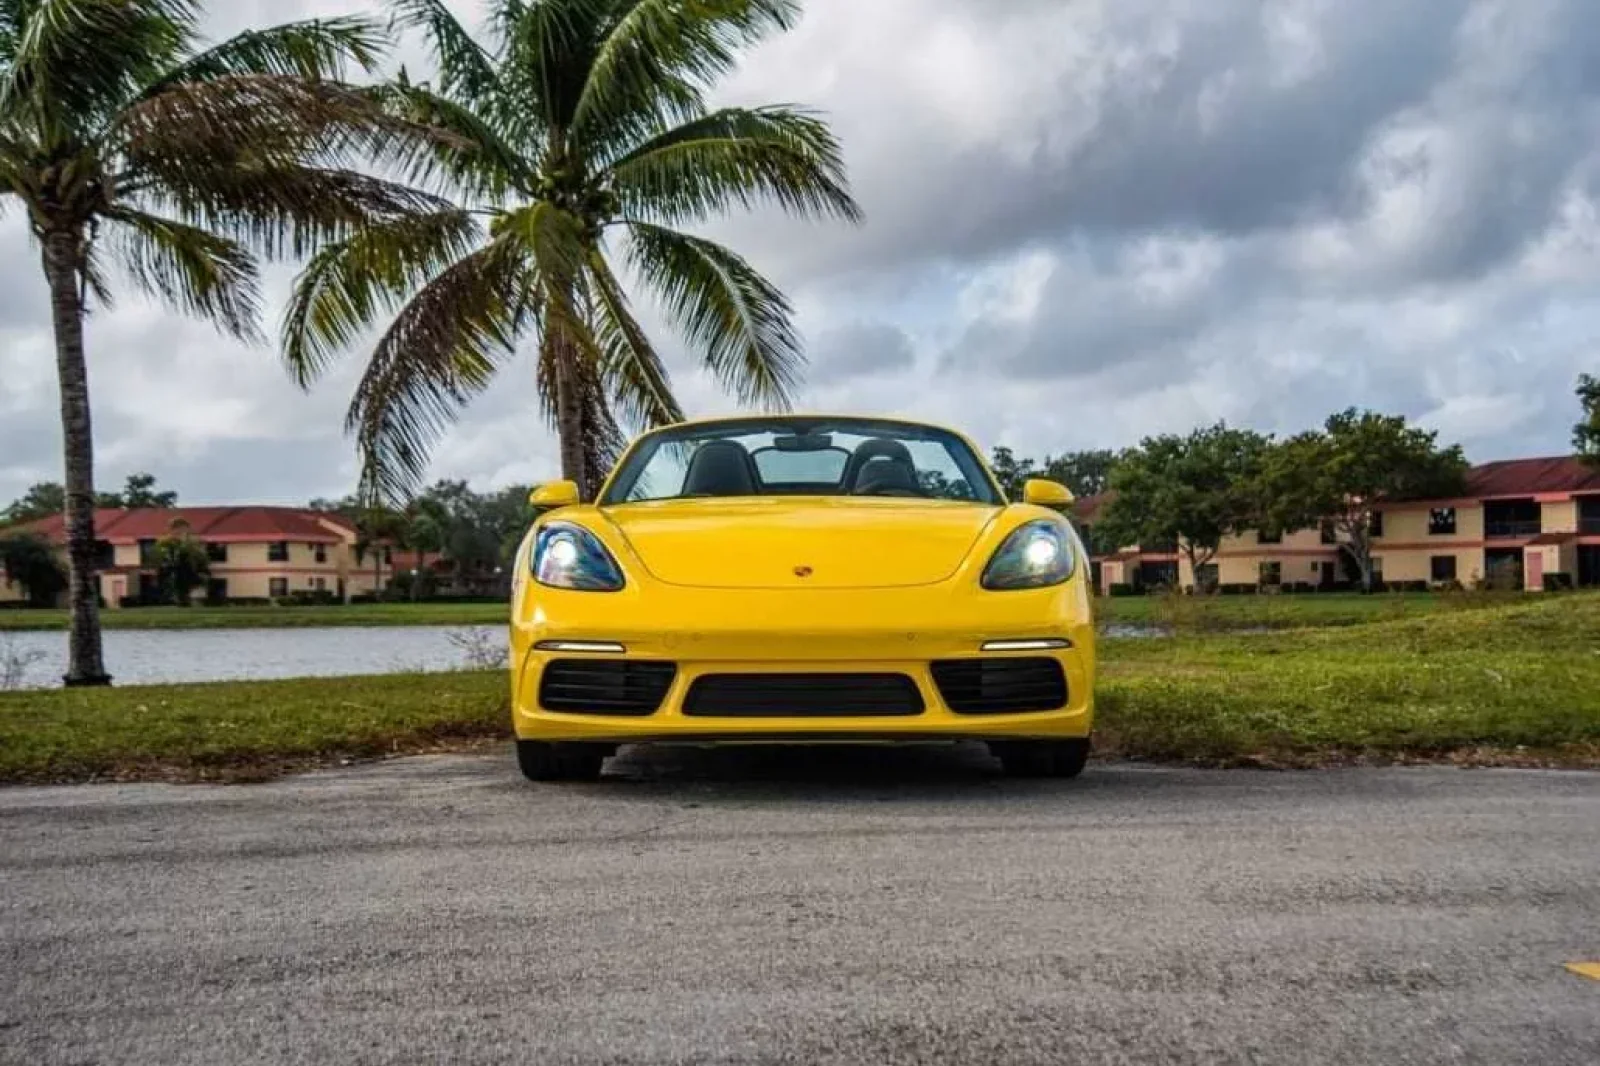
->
[1580,516,1600,535]
[1484,520,1543,538]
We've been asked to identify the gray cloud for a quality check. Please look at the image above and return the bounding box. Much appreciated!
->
[4,0,1600,507]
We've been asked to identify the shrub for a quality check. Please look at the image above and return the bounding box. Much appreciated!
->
[1544,572,1576,592]
[1108,583,1139,597]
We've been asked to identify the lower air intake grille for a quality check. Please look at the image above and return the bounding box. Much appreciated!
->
[683,673,924,717]
[930,658,1068,714]
[538,659,676,716]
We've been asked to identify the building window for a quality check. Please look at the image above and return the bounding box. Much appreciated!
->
[313,577,327,592]
[1259,561,1282,586]
[1195,563,1219,591]
[267,541,289,562]
[269,577,289,598]
[314,544,327,563]
[1257,529,1282,545]
[1428,508,1457,536]
[205,542,227,563]
[1430,556,1457,583]
[1369,510,1384,538]
[1371,557,1384,580]
[138,538,157,566]
[383,547,393,565]
[1319,521,1338,545]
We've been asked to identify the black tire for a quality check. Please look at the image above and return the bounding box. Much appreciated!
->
[516,740,608,782]
[993,738,1091,779]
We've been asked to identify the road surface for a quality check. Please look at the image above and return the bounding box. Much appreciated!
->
[2,746,1597,1065]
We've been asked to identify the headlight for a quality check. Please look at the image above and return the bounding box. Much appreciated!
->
[981,519,1076,590]
[531,523,625,591]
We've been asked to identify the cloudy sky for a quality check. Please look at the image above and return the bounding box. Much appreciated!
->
[3,0,1598,505]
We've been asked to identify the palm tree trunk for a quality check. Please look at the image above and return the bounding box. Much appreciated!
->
[549,329,587,495]
[42,227,111,687]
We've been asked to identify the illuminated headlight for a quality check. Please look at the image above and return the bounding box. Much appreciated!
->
[531,523,625,591]
[981,520,1076,590]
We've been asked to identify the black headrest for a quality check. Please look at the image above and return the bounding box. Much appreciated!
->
[854,456,921,496]
[682,440,757,497]
[844,438,915,489]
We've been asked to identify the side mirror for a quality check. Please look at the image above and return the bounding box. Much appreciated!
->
[1022,479,1074,507]
[529,480,581,510]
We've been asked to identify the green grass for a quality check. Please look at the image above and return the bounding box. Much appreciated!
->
[0,601,510,631]
[0,671,508,783]
[1,594,1596,783]
[1096,594,1600,766]
[1094,588,1557,631]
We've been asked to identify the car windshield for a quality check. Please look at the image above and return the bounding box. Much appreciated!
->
[600,418,1002,505]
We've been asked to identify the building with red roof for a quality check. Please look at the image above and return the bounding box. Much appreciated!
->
[1,506,403,607]
[1072,456,1600,594]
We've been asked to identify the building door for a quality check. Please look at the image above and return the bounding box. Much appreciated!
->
[1526,549,1544,591]
[207,579,228,603]
[1317,561,1336,588]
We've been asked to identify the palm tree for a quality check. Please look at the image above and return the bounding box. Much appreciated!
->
[285,0,861,502]
[0,0,461,685]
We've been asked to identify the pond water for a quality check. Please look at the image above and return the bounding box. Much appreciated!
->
[0,626,506,691]
[0,622,1173,691]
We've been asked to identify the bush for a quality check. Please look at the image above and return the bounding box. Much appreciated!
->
[1108,583,1139,597]
[1544,573,1576,592]
[1218,584,1257,596]
[225,598,273,607]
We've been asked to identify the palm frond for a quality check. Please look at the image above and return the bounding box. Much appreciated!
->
[586,247,682,430]
[610,104,859,224]
[364,79,533,198]
[144,161,458,262]
[347,241,532,503]
[495,0,610,132]
[106,207,261,340]
[1,0,199,132]
[572,0,797,144]
[496,199,590,286]
[142,16,389,93]
[624,221,801,409]
[283,208,483,387]
[388,0,501,107]
[111,73,469,176]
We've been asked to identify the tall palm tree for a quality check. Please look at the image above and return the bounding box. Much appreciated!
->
[0,0,461,685]
[285,0,861,503]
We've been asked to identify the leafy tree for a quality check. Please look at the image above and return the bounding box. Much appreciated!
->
[989,447,1036,500]
[284,0,861,503]
[0,532,68,607]
[1098,425,1273,586]
[989,447,1119,500]
[1576,374,1600,467]
[0,0,457,685]
[1261,409,1468,592]
[106,473,177,509]
[1041,450,1117,499]
[2,483,67,527]
[153,521,209,606]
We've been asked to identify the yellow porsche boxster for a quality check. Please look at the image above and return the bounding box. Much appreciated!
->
[509,415,1095,781]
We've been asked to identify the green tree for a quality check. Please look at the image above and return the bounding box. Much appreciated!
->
[0,0,456,685]
[2,483,67,526]
[989,447,1036,500]
[1575,374,1600,467]
[284,0,861,503]
[153,520,209,606]
[1261,409,1468,592]
[0,532,68,607]
[105,473,177,509]
[1098,425,1273,588]
[1041,450,1117,499]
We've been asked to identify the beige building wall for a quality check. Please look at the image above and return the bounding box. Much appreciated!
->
[1542,500,1578,533]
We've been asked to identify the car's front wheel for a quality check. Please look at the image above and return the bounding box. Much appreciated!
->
[516,740,610,782]
[992,738,1091,779]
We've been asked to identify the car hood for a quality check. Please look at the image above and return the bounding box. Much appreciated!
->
[600,498,1003,589]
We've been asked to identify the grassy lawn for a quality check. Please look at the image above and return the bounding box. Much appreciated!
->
[1,593,1596,783]
[1092,588,1551,630]
[0,601,510,631]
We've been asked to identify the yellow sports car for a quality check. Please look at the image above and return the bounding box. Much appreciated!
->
[509,415,1095,781]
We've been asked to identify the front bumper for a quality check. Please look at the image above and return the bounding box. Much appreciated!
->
[509,583,1095,744]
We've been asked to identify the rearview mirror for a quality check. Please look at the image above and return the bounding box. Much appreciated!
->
[529,480,581,510]
[1022,479,1074,507]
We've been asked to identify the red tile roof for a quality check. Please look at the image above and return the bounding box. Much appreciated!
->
[16,507,353,545]
[1465,457,1600,499]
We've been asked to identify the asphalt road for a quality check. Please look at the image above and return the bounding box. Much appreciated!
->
[2,746,1598,1066]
